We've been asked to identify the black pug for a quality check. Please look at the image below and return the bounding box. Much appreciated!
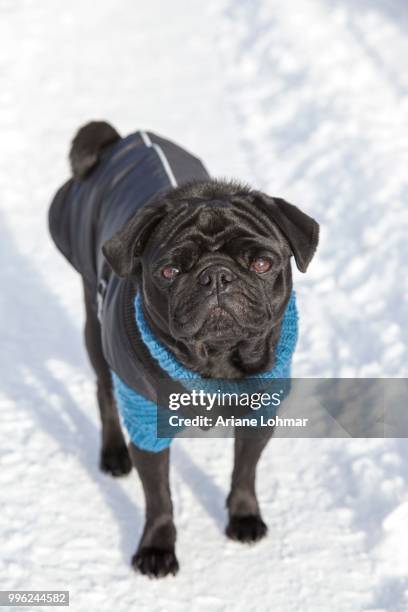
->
[48,121,319,578]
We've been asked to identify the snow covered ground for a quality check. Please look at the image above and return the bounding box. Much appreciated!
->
[1,0,407,610]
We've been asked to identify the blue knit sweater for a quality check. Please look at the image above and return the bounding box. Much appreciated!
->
[112,293,298,452]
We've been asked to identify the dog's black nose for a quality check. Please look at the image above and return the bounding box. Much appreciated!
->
[198,265,236,292]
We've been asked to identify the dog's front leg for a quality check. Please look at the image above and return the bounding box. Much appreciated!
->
[129,443,178,578]
[226,431,272,543]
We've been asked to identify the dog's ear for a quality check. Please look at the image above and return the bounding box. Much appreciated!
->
[102,200,169,277]
[255,193,319,272]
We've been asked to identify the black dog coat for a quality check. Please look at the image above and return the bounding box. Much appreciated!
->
[49,130,210,406]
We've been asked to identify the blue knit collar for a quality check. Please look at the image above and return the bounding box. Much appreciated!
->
[134,292,299,380]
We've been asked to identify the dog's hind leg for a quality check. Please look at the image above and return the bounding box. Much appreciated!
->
[83,280,131,476]
[226,431,272,543]
[129,443,179,578]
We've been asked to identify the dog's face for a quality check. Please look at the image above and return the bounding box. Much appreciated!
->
[142,201,292,345]
[103,181,319,378]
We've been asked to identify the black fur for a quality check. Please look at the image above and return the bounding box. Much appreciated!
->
[70,121,120,179]
[59,121,319,578]
[103,180,318,379]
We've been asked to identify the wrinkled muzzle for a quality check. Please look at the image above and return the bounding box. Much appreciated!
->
[169,263,271,341]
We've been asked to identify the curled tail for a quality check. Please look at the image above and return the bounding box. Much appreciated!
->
[69,121,121,179]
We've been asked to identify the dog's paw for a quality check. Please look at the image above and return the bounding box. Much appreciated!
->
[132,547,179,578]
[99,444,132,477]
[226,514,268,544]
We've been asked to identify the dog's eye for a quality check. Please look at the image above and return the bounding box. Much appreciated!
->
[250,257,272,274]
[162,266,180,280]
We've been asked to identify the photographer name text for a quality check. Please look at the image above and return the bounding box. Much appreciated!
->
[167,414,309,428]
